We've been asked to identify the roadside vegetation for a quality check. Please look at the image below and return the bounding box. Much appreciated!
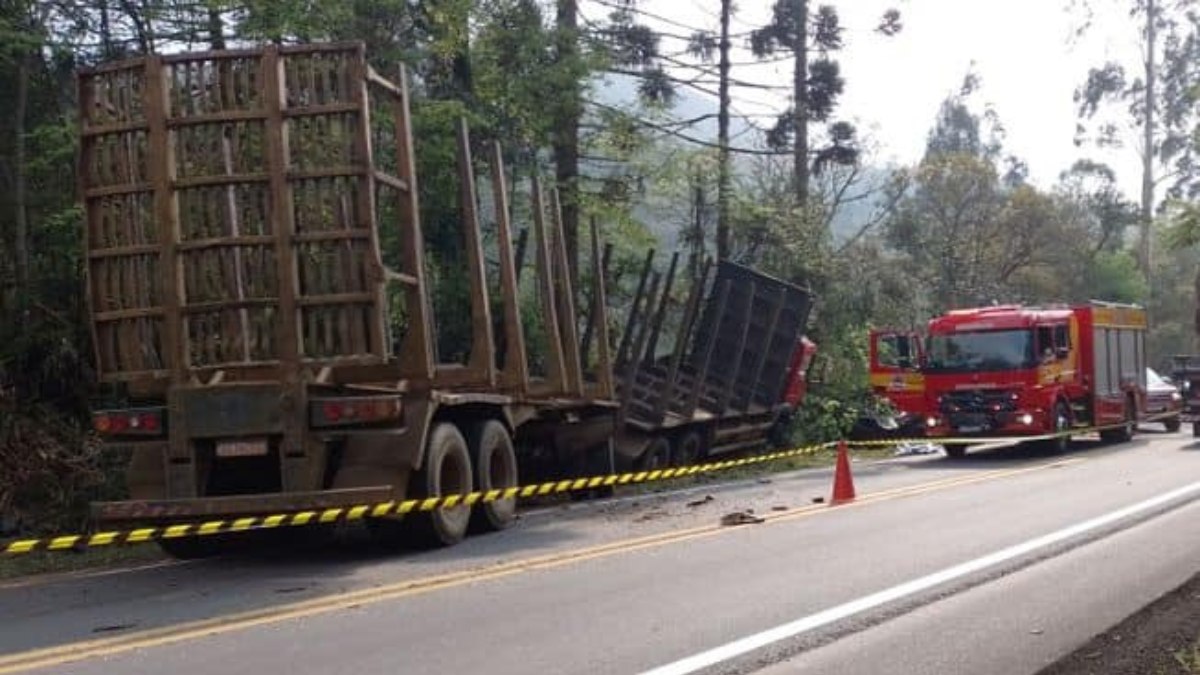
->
[3,0,1200,546]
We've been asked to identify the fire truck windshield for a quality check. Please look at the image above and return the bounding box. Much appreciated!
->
[925,329,1035,373]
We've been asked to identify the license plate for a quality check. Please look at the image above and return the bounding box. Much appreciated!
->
[216,439,269,458]
[957,425,983,433]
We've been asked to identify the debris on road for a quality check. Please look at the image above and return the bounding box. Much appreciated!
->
[720,511,765,526]
[686,495,715,508]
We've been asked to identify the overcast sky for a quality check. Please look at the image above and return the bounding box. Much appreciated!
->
[600,0,1146,199]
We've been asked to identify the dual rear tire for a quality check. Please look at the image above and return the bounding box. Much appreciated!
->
[370,419,518,549]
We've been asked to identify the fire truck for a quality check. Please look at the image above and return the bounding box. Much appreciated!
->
[870,302,1148,457]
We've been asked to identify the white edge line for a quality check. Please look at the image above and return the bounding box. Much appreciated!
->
[639,479,1200,675]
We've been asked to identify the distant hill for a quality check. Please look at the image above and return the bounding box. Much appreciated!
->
[587,74,895,249]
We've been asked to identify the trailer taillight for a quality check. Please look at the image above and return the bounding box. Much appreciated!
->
[93,408,166,437]
[311,396,404,428]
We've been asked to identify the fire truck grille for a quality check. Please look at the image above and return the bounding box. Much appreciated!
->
[939,390,1017,415]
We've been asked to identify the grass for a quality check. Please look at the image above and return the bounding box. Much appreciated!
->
[0,543,165,583]
[1174,634,1200,674]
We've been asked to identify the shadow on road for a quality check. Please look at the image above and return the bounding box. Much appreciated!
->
[897,435,1159,469]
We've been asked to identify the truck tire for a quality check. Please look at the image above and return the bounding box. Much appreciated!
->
[1045,402,1072,454]
[943,444,967,459]
[396,422,474,548]
[1101,396,1136,444]
[1164,416,1182,433]
[467,420,518,533]
[1193,421,1200,438]
[672,430,704,468]
[638,437,671,471]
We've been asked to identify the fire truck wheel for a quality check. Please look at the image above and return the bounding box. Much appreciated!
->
[467,420,518,533]
[672,431,704,468]
[408,422,474,547]
[638,437,672,471]
[1047,403,1072,454]
[1164,416,1181,433]
[943,444,967,459]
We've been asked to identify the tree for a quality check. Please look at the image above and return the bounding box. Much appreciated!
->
[1074,0,1200,280]
[749,1,900,208]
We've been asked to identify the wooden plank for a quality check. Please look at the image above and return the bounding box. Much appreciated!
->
[687,279,731,416]
[285,101,360,119]
[162,109,268,128]
[373,170,410,193]
[87,243,160,259]
[531,175,567,395]
[176,234,275,251]
[262,46,302,367]
[657,258,710,418]
[615,248,655,369]
[490,142,529,393]
[365,66,403,98]
[441,118,497,388]
[80,118,150,137]
[95,306,166,322]
[644,251,679,365]
[348,47,386,360]
[391,65,434,382]
[173,173,269,189]
[84,183,154,199]
[296,291,374,307]
[549,188,584,396]
[579,239,612,367]
[588,217,614,400]
[618,272,660,429]
[144,54,186,379]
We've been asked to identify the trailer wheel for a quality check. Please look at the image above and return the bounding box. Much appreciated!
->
[406,422,474,547]
[638,437,671,471]
[672,431,704,468]
[1164,415,1181,433]
[467,420,518,533]
[1102,397,1136,443]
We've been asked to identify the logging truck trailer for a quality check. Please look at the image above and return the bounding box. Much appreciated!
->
[77,42,816,556]
[604,254,815,470]
[79,43,624,555]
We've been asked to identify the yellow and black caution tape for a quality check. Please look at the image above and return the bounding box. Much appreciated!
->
[2,442,836,556]
[1,411,1179,555]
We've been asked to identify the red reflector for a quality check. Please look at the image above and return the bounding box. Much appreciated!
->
[111,415,130,432]
[140,413,160,431]
[323,403,343,423]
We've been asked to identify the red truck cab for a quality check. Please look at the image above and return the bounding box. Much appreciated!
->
[919,302,1146,456]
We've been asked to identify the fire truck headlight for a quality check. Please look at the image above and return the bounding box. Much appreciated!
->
[1019,413,1034,426]
[926,417,938,428]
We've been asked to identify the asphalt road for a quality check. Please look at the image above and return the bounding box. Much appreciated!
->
[3,430,1200,675]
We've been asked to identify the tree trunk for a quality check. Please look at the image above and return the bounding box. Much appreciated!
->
[14,51,30,295]
[554,0,581,290]
[207,6,226,50]
[792,0,809,208]
[716,0,732,262]
[1140,0,1156,282]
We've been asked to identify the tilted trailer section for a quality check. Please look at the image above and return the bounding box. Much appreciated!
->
[79,43,620,554]
[606,254,815,470]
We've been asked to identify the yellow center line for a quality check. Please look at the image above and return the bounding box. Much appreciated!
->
[0,457,1082,674]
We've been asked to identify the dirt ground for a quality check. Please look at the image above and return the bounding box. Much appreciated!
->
[1040,570,1200,675]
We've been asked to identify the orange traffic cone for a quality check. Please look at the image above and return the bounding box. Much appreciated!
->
[830,441,856,505]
